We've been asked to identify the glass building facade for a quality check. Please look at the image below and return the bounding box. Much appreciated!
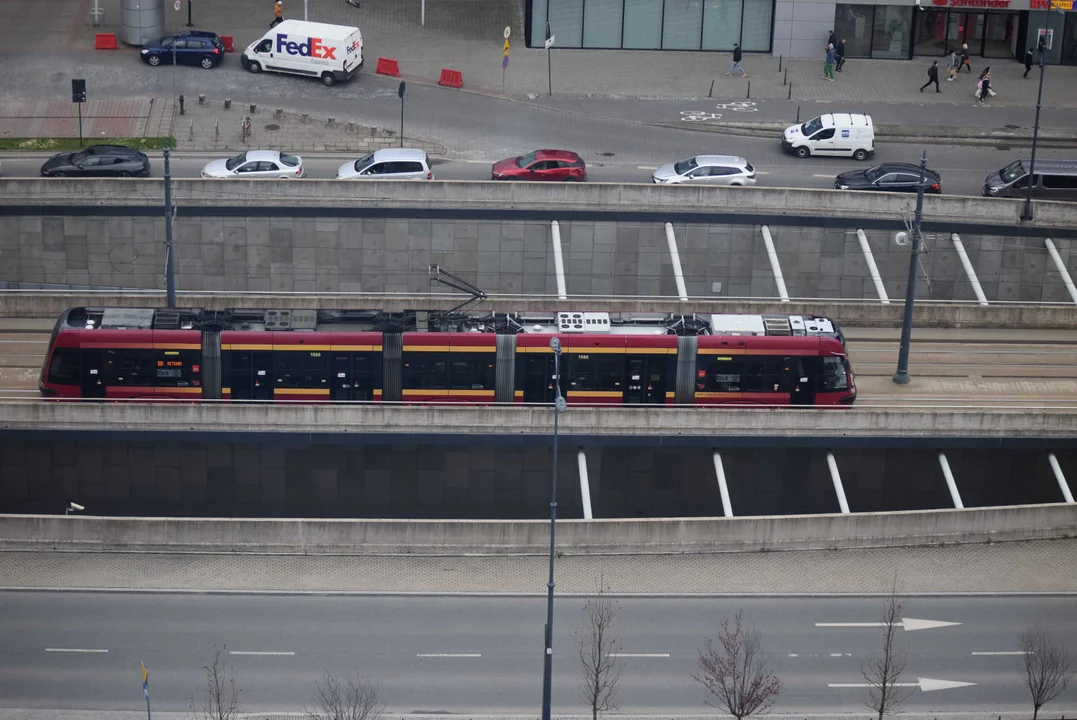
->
[528,0,775,51]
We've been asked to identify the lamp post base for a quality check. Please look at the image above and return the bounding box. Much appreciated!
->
[892,370,910,385]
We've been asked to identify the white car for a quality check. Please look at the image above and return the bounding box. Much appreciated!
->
[201,150,305,179]
[337,148,434,180]
[651,155,757,186]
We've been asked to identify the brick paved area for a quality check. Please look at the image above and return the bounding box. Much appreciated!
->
[3,539,1074,594]
[0,98,151,140]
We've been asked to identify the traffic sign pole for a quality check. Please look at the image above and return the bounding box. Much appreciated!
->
[141,662,152,720]
[502,30,510,94]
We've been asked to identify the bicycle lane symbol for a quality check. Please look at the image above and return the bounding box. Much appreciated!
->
[679,101,758,122]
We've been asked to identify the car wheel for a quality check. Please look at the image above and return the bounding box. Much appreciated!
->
[562,177,578,182]
[51,172,66,178]
[853,148,869,161]
[117,171,132,178]
[248,61,262,74]
[321,72,336,86]
[729,182,743,186]
[201,57,214,69]
[795,146,810,159]
[148,54,161,67]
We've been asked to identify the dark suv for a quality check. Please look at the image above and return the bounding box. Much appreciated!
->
[40,145,151,178]
[140,31,225,69]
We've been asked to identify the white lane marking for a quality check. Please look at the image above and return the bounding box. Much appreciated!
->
[416,653,482,658]
[755,171,770,175]
[829,653,844,657]
[609,653,671,658]
[637,165,659,170]
[812,173,835,178]
[462,160,492,164]
[972,651,1028,655]
[46,648,107,653]
[229,651,295,656]
[788,653,799,657]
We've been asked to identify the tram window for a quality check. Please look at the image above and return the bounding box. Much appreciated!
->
[596,356,624,391]
[699,357,742,392]
[275,352,327,388]
[105,350,155,386]
[46,348,79,384]
[818,356,849,391]
[569,355,597,391]
[404,356,449,389]
[449,357,493,390]
[153,350,201,387]
[742,357,786,393]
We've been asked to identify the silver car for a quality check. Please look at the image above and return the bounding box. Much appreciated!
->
[201,150,305,179]
[652,155,756,186]
[337,148,434,180]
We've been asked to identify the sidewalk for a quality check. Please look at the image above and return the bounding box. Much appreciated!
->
[2,538,1075,594]
[61,0,1077,109]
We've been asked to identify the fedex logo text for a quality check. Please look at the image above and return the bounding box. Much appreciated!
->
[346,40,360,54]
[275,34,337,59]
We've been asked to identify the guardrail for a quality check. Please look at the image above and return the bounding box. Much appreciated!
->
[2,291,1077,328]
[3,503,1075,555]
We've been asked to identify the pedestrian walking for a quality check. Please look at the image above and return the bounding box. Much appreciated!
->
[960,43,971,72]
[920,60,941,93]
[946,50,959,81]
[836,38,847,71]
[726,43,747,77]
[979,70,991,102]
[823,43,836,81]
[1024,48,1034,78]
[270,0,284,27]
[827,29,837,50]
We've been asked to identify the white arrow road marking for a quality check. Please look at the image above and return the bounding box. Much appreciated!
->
[829,677,978,693]
[416,653,482,658]
[609,653,671,658]
[972,651,1028,656]
[46,648,107,653]
[816,617,962,632]
[229,651,295,656]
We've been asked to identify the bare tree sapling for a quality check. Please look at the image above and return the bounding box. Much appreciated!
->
[1021,625,1074,720]
[693,611,783,720]
[196,645,241,720]
[862,587,912,720]
[307,672,385,720]
[576,578,625,720]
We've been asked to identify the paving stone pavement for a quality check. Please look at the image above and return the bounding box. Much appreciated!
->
[2,539,1075,594]
[0,98,152,141]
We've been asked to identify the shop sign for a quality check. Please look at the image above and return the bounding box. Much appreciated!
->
[933,0,1012,7]
[1031,0,1074,9]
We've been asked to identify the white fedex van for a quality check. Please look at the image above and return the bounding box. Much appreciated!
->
[241,20,363,86]
[782,113,874,161]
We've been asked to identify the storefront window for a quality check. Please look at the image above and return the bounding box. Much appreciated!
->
[872,5,911,58]
[835,4,874,57]
[741,0,773,50]
[1064,12,1077,65]
[623,0,664,48]
[702,0,742,50]
[583,0,624,47]
[547,0,584,48]
[663,0,706,49]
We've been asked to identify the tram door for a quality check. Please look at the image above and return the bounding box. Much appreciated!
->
[330,354,375,402]
[521,355,556,404]
[624,356,668,405]
[80,349,106,399]
[790,357,817,406]
[229,351,274,401]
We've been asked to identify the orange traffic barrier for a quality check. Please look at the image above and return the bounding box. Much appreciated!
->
[220,35,234,52]
[376,57,401,77]
[438,68,463,88]
[95,33,118,50]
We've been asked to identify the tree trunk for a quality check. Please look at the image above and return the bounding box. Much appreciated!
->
[1033,705,1040,720]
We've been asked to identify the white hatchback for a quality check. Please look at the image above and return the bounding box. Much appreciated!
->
[337,148,434,180]
[201,150,305,179]
[651,155,756,186]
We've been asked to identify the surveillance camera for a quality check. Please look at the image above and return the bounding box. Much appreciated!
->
[69,502,84,512]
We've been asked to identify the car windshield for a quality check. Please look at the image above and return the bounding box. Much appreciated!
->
[68,151,87,165]
[515,152,537,168]
[673,158,699,175]
[1000,160,1027,183]
[225,152,247,171]
[801,117,824,135]
[864,166,886,182]
[353,153,375,172]
[279,153,300,167]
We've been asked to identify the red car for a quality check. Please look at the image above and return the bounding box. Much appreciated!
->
[491,149,586,181]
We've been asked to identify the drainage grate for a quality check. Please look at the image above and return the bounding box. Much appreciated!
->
[264,124,280,131]
[1004,124,1021,129]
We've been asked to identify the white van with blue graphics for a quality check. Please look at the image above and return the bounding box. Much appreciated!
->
[241,20,363,86]
[782,113,874,161]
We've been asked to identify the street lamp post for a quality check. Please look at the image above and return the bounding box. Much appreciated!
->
[1023,33,1050,222]
[892,150,929,385]
[541,336,566,720]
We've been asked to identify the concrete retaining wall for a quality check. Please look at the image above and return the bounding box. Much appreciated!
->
[2,503,1075,554]
[3,292,1076,329]
[5,402,1077,438]
[2,216,1076,303]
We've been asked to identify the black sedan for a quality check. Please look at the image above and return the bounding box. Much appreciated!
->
[40,145,150,178]
[140,30,224,69]
[835,162,942,193]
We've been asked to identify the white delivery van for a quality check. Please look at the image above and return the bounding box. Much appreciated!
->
[782,113,874,161]
[241,20,363,86]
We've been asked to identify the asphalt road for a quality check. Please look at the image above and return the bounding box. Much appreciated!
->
[2,592,1076,714]
[7,51,1076,195]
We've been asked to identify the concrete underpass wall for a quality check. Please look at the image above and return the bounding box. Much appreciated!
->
[1,437,1073,519]
[2,216,1075,302]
